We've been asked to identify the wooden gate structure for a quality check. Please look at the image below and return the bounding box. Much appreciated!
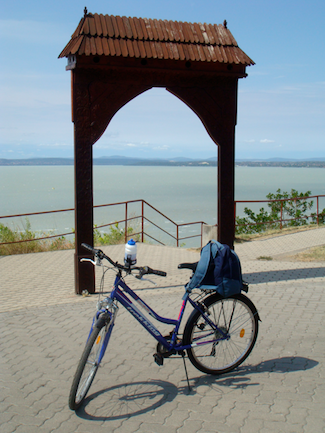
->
[59,9,254,294]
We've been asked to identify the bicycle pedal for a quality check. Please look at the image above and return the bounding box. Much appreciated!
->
[153,353,164,366]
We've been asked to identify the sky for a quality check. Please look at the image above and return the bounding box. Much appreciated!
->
[0,0,324,160]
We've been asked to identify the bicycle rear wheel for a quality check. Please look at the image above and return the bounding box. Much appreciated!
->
[69,316,111,410]
[183,293,258,375]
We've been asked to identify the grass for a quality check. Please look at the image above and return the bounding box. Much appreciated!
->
[235,224,325,262]
[2,218,324,260]
[0,220,74,255]
[235,224,320,243]
[293,245,325,262]
[93,221,140,246]
[0,219,140,256]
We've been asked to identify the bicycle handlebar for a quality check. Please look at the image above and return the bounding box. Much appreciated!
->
[81,243,167,277]
[135,266,167,279]
[81,242,100,255]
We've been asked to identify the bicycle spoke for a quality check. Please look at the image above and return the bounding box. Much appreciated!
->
[184,294,258,375]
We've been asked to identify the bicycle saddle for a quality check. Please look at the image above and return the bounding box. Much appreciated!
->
[178,262,198,272]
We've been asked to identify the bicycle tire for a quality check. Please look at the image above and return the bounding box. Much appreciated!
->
[183,293,258,375]
[69,317,111,410]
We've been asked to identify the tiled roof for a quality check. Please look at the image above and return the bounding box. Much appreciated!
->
[59,12,254,66]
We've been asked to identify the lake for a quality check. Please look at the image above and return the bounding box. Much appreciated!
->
[1,166,325,246]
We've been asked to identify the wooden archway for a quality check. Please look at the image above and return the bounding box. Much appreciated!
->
[60,12,254,293]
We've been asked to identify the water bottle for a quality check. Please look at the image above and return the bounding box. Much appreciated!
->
[124,239,137,265]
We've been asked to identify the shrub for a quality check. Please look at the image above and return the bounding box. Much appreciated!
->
[0,219,74,255]
[94,222,140,246]
[236,189,320,235]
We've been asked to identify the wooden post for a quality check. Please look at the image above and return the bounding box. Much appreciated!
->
[73,136,94,294]
[72,70,95,294]
[141,200,144,242]
[125,202,128,243]
[217,125,235,249]
[234,201,237,237]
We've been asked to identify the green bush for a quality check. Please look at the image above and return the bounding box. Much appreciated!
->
[236,189,322,235]
[0,219,74,255]
[266,189,313,226]
[94,222,139,246]
[0,218,141,255]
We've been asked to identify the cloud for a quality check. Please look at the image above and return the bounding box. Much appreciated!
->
[260,139,275,143]
[39,142,72,148]
[152,145,170,151]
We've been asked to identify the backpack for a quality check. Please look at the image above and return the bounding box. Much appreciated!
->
[185,240,244,297]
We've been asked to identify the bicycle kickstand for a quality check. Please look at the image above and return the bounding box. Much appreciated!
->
[180,351,192,392]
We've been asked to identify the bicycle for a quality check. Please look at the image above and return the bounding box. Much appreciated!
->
[69,243,260,410]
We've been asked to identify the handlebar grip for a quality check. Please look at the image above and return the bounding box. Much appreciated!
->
[136,266,167,279]
[151,269,167,277]
[81,243,105,259]
[80,243,120,268]
[81,243,95,253]
[146,266,167,277]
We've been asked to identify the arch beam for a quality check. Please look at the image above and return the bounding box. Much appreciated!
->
[72,67,240,294]
[167,79,238,247]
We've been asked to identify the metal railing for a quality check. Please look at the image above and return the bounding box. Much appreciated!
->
[235,194,325,232]
[93,199,206,246]
[0,199,206,248]
[1,194,324,249]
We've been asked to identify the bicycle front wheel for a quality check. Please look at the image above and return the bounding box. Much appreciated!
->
[183,293,258,375]
[69,317,111,410]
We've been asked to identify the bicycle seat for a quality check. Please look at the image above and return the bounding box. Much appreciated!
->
[178,262,198,272]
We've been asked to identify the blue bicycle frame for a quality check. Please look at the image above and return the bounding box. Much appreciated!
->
[90,272,229,362]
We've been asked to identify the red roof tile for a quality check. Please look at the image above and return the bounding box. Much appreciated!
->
[59,12,254,66]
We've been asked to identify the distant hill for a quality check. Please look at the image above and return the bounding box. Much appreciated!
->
[1,156,325,167]
[235,159,325,167]
[0,156,217,167]
[0,158,74,166]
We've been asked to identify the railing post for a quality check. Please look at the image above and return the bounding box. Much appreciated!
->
[125,202,128,243]
[280,201,283,229]
[317,196,319,225]
[176,225,179,247]
[234,201,237,235]
[141,200,144,243]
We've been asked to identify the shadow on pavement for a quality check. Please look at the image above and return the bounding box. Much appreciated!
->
[191,356,319,390]
[244,267,325,284]
[76,379,179,421]
[75,357,318,420]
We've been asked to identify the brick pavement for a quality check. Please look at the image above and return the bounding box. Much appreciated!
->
[0,237,325,432]
[235,226,325,261]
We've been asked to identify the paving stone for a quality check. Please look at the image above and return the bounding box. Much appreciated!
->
[303,415,325,433]
[137,423,178,433]
[10,414,45,427]
[240,418,264,433]
[260,420,302,433]
[0,423,20,433]
[177,419,203,433]
[1,239,325,433]
[201,420,241,432]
